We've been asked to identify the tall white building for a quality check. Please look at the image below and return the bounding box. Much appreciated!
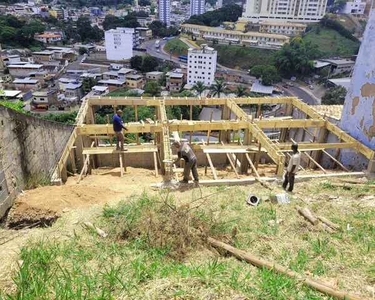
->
[187,44,217,86]
[105,27,134,61]
[243,0,328,22]
[159,0,171,26]
[190,0,205,16]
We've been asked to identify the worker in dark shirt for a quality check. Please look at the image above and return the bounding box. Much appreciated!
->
[173,141,199,184]
[113,110,128,151]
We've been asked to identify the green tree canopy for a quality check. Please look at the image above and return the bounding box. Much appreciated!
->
[193,81,206,96]
[185,4,242,27]
[274,38,320,77]
[210,78,227,98]
[251,65,280,86]
[321,86,347,105]
[144,81,161,96]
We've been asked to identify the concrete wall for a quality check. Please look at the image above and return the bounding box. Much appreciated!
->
[0,106,74,218]
[340,10,375,168]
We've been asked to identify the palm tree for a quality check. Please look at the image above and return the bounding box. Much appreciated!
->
[193,81,206,96]
[209,78,227,98]
[235,85,247,97]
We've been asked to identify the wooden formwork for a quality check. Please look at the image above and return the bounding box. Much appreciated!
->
[52,96,375,184]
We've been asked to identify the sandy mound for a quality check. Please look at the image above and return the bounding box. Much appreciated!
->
[6,184,121,229]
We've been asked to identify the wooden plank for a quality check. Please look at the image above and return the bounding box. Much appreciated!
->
[87,96,296,107]
[326,121,375,160]
[203,149,252,154]
[77,154,90,184]
[255,119,325,129]
[119,154,124,177]
[278,142,357,151]
[82,147,157,155]
[322,149,349,172]
[222,141,239,178]
[303,152,327,174]
[206,153,218,180]
[153,152,158,177]
[245,153,260,179]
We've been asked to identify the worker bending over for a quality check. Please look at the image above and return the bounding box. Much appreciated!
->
[173,141,199,184]
[282,143,301,192]
[113,110,128,151]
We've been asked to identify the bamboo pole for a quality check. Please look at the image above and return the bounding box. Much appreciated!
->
[207,237,363,300]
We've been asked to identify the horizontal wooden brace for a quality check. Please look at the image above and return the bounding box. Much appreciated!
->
[326,121,375,160]
[254,119,325,129]
[87,96,297,107]
[277,142,358,151]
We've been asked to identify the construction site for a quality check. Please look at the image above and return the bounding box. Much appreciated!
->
[1,10,375,300]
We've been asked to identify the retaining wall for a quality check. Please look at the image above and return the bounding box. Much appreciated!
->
[0,106,74,218]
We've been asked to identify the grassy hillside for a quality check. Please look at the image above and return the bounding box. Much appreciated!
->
[303,26,360,58]
[164,38,189,57]
[213,44,276,70]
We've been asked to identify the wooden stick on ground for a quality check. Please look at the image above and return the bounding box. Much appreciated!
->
[207,237,363,300]
[317,216,341,231]
[296,206,319,225]
[303,152,327,174]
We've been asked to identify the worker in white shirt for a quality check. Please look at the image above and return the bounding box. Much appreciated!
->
[282,143,301,192]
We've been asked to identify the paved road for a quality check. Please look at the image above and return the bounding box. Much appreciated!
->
[284,86,319,105]
[142,39,320,105]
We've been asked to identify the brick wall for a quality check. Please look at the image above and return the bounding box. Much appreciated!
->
[0,106,74,218]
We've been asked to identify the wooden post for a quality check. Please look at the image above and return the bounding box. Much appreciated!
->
[190,105,193,120]
[135,105,140,145]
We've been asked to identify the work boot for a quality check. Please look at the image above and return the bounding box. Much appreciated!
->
[194,180,199,186]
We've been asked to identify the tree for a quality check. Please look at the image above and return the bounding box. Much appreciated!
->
[321,86,347,105]
[210,78,227,98]
[144,81,161,96]
[77,16,103,42]
[79,47,88,55]
[139,0,150,5]
[130,55,143,70]
[235,85,247,97]
[193,81,206,96]
[82,77,97,93]
[148,20,178,37]
[185,4,242,27]
[274,38,319,77]
[250,65,280,86]
[140,55,159,72]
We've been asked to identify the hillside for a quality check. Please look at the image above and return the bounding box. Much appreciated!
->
[1,168,374,299]
[303,25,360,58]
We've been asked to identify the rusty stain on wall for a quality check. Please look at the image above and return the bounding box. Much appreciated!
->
[360,83,375,97]
[351,97,359,115]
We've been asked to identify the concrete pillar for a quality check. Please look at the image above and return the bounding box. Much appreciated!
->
[340,10,375,170]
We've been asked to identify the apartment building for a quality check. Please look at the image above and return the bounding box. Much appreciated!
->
[181,24,289,48]
[187,44,217,86]
[190,0,205,16]
[243,0,328,22]
[105,27,134,61]
[341,0,366,14]
[258,20,307,36]
[159,0,171,26]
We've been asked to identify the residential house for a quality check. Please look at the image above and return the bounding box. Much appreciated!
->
[98,79,126,91]
[92,85,109,95]
[34,32,63,44]
[64,82,83,101]
[125,74,144,89]
[32,51,54,63]
[31,90,58,110]
[13,77,41,92]
[146,71,164,81]
[166,71,185,92]
[8,64,43,78]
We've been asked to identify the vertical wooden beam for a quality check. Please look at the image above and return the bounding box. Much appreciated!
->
[190,105,193,120]
[135,105,140,145]
[119,154,124,177]
[153,152,159,177]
